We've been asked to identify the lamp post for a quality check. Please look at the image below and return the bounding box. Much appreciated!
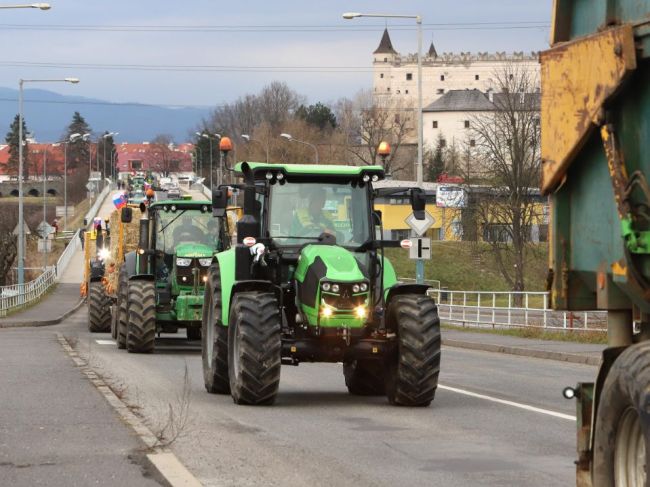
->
[0,3,50,9]
[344,11,425,284]
[101,132,118,181]
[197,132,221,189]
[17,77,78,285]
[219,137,232,186]
[279,133,319,163]
[242,134,269,162]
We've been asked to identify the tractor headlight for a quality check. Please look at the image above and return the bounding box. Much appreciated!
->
[352,284,360,293]
[360,282,368,292]
[198,258,212,267]
[321,306,333,318]
[176,257,192,267]
[331,284,340,293]
[322,282,331,292]
[98,248,110,261]
[355,306,367,318]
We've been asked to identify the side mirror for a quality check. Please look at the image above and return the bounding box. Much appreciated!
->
[212,188,228,217]
[372,210,382,226]
[139,202,147,213]
[121,207,133,223]
[411,188,426,220]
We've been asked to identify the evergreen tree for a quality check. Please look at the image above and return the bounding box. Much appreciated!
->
[426,133,446,181]
[296,102,337,130]
[194,130,217,181]
[5,114,29,180]
[64,111,92,171]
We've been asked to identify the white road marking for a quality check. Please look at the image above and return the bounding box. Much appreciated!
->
[95,340,116,345]
[439,384,576,421]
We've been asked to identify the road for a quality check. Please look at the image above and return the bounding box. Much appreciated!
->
[55,310,595,487]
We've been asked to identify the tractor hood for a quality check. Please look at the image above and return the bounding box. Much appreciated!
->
[295,244,367,284]
[174,242,214,258]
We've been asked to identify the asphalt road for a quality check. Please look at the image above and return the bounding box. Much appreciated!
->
[54,309,597,487]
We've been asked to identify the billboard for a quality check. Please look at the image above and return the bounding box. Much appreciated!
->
[436,186,467,208]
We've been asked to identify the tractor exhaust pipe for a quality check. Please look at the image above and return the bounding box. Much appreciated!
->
[138,216,150,274]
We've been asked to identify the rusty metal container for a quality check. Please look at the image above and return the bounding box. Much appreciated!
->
[543,0,650,313]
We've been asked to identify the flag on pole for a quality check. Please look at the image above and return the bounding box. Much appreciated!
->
[112,192,127,209]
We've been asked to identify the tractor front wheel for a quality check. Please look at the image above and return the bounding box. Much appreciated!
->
[116,268,129,349]
[228,292,281,405]
[88,282,111,333]
[386,294,441,407]
[344,360,385,396]
[126,281,156,353]
[593,342,650,486]
[202,264,230,394]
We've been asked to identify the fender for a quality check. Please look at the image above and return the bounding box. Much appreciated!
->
[123,251,154,281]
[385,283,432,307]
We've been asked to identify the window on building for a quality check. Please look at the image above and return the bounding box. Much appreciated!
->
[387,87,390,92]
[391,229,410,241]
[436,88,444,94]
[406,73,413,81]
[470,139,476,147]
[440,75,445,81]
[396,90,401,94]
[440,139,447,148]
[475,74,480,80]
[464,120,470,129]
[380,73,384,78]
[394,114,400,123]
[432,121,438,129]
[384,57,388,62]
[509,74,514,80]
[405,89,409,94]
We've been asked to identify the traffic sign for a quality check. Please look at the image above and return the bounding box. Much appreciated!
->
[409,237,431,260]
[36,221,54,239]
[405,211,435,237]
[400,239,413,249]
[37,238,52,253]
[56,206,75,218]
[12,221,31,236]
[86,182,96,192]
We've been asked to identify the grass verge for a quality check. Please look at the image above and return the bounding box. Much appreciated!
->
[442,323,607,345]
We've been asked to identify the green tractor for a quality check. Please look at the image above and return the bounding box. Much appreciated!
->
[202,162,440,406]
[117,198,230,353]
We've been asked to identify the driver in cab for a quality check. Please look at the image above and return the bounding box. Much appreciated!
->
[291,187,336,237]
[173,215,203,243]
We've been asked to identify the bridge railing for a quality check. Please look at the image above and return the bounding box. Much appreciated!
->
[0,267,56,317]
[55,229,80,281]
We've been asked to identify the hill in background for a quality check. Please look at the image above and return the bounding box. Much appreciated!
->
[0,88,212,143]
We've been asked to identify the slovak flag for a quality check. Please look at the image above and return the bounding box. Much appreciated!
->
[144,182,151,191]
[113,192,127,209]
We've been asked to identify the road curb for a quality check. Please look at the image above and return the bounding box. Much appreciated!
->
[0,298,85,328]
[56,333,202,487]
[442,338,602,366]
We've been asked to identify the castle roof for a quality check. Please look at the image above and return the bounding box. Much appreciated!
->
[428,42,437,58]
[373,28,397,55]
[424,90,494,112]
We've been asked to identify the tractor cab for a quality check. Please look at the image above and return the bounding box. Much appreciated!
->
[204,162,439,407]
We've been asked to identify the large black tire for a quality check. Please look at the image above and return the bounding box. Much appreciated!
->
[126,280,156,353]
[593,342,650,486]
[110,304,118,340]
[385,294,441,407]
[116,268,128,349]
[228,292,281,405]
[88,282,111,332]
[201,264,230,394]
[344,360,386,396]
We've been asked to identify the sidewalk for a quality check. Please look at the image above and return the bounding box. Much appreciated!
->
[0,193,117,328]
[442,327,605,366]
[0,326,162,486]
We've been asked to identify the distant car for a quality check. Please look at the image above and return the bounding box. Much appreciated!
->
[128,190,146,205]
[167,187,182,199]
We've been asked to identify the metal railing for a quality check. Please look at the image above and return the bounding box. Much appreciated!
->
[430,289,607,332]
[55,229,80,281]
[83,179,113,230]
[0,267,56,317]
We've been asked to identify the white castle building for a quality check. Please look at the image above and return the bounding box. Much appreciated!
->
[371,29,540,149]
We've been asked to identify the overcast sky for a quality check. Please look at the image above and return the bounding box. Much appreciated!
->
[0,0,552,107]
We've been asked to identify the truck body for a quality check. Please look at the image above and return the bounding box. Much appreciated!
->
[543,1,650,484]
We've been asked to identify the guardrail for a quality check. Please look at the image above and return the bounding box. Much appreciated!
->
[55,229,80,281]
[83,178,113,229]
[429,289,607,332]
[0,267,56,317]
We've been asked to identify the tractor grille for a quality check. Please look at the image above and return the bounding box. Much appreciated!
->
[321,284,368,310]
[176,260,209,287]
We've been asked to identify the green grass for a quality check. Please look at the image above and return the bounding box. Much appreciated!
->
[442,323,607,344]
[386,241,548,292]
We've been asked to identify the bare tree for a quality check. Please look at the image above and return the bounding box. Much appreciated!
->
[150,134,178,176]
[468,65,542,297]
[0,212,18,285]
[341,90,414,177]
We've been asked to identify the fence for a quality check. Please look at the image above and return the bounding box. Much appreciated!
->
[0,267,56,317]
[83,179,113,229]
[429,288,607,332]
[55,229,80,281]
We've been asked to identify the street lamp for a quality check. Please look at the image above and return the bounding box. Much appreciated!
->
[102,131,118,181]
[196,131,221,189]
[344,11,425,284]
[0,3,50,9]
[242,134,269,162]
[17,76,78,286]
[279,133,319,163]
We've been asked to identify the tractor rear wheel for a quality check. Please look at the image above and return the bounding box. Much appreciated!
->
[344,360,386,395]
[116,268,128,349]
[187,327,201,341]
[126,281,156,353]
[593,342,650,486]
[88,282,111,332]
[386,294,441,407]
[201,264,229,394]
[228,292,281,405]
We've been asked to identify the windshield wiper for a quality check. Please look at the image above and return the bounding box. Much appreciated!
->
[159,210,187,233]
